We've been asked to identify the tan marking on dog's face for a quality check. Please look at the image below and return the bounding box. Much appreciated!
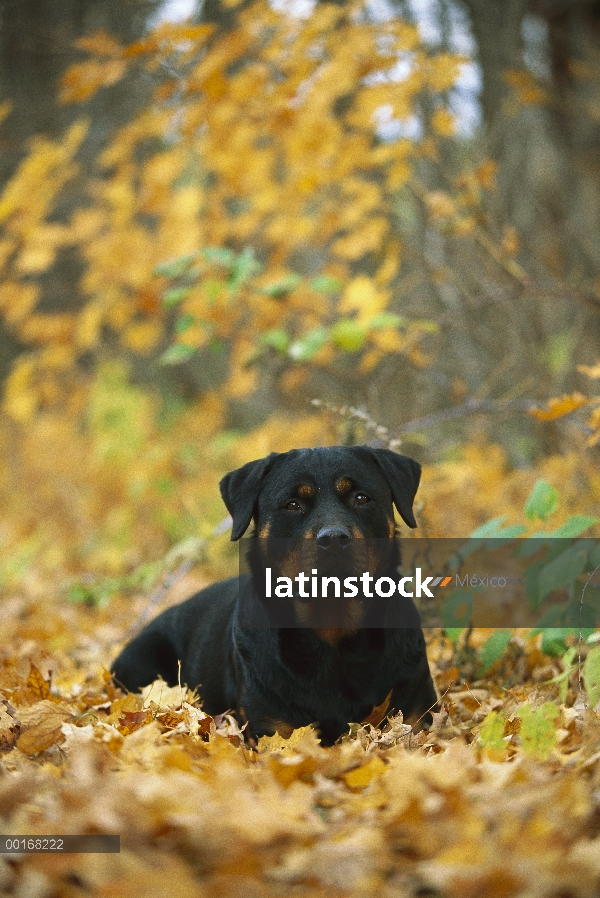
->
[292,598,310,625]
[336,477,352,494]
[388,518,396,538]
[297,483,314,499]
[279,541,319,582]
[259,522,271,538]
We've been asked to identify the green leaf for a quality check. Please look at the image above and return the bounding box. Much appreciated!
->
[444,627,465,644]
[486,525,527,540]
[589,543,600,567]
[288,328,327,362]
[310,275,342,294]
[330,318,366,352]
[478,711,506,758]
[163,286,192,307]
[229,246,261,287]
[202,246,236,268]
[537,542,588,602]
[551,646,577,702]
[441,590,473,629]
[260,329,289,353]
[159,344,196,365]
[524,479,559,522]
[469,516,508,539]
[525,558,546,610]
[514,537,550,558]
[175,313,196,333]
[517,702,559,759]
[369,313,406,329]
[478,630,512,675]
[547,516,598,538]
[540,628,578,656]
[261,275,301,297]
[154,253,199,278]
[584,645,600,710]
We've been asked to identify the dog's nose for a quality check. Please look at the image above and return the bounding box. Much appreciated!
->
[316,527,352,551]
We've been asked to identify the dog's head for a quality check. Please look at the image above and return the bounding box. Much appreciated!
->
[219,446,421,638]
[220,446,421,540]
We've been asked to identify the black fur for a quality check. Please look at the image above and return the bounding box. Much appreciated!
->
[111,446,437,745]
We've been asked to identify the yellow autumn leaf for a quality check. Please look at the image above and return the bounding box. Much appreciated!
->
[376,252,400,286]
[16,243,58,275]
[0,282,39,325]
[339,277,389,323]
[76,300,105,349]
[20,313,74,345]
[529,392,587,421]
[225,365,258,399]
[16,701,73,755]
[505,69,547,106]
[425,191,456,219]
[431,107,456,137]
[26,662,51,701]
[341,756,387,789]
[268,753,317,788]
[0,100,11,126]
[60,59,127,103]
[0,238,15,271]
[332,217,388,260]
[426,52,464,91]
[387,158,412,189]
[121,320,162,354]
[502,225,520,257]
[3,357,38,422]
[585,406,600,445]
[371,327,405,353]
[359,348,383,373]
[75,32,123,57]
[474,159,498,190]
[577,361,600,379]
[39,345,75,369]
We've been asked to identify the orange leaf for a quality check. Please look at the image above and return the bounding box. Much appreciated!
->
[75,32,123,57]
[16,701,72,755]
[26,663,51,701]
[529,393,587,421]
[117,709,153,734]
[362,690,392,728]
[60,59,127,103]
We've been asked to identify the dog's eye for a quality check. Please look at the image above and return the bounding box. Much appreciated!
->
[284,500,302,511]
[355,493,371,505]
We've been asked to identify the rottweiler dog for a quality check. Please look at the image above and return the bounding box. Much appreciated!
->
[111,446,438,745]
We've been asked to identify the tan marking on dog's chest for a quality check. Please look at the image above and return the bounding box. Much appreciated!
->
[268,720,295,739]
[314,627,357,645]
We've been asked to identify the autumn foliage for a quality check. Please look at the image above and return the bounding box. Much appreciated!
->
[1,2,600,895]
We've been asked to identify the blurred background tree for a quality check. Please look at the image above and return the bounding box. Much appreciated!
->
[0,0,598,583]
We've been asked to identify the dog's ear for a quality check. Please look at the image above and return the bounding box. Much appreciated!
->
[219,453,280,540]
[364,448,421,529]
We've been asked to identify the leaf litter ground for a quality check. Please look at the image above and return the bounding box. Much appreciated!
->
[1,577,600,898]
